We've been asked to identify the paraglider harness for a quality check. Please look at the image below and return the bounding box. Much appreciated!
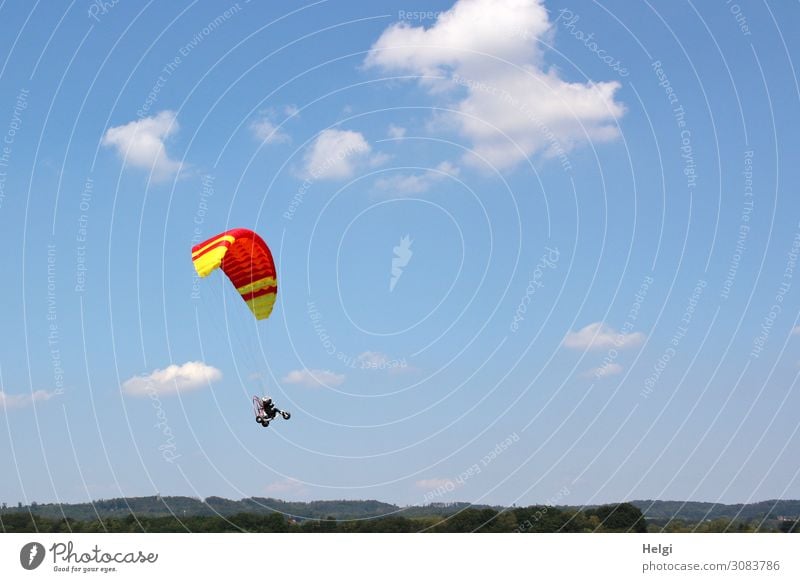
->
[253,396,291,428]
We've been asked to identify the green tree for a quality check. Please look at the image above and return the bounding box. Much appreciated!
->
[433,508,498,532]
[321,515,337,532]
[589,503,647,532]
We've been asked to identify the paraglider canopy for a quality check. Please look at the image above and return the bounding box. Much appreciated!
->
[191,228,277,320]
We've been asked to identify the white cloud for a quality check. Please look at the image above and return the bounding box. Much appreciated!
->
[792,326,800,336]
[357,351,390,367]
[0,390,56,409]
[250,120,290,144]
[365,0,624,169]
[250,110,291,144]
[584,362,623,378]
[264,478,308,499]
[282,368,345,388]
[102,111,182,180]
[387,124,407,138]
[122,361,222,397]
[374,161,460,194]
[563,322,645,351]
[434,160,459,175]
[284,104,299,117]
[375,174,429,194]
[415,478,456,490]
[302,129,385,180]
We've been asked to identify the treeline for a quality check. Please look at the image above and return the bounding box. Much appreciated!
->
[2,498,796,533]
[654,517,798,533]
[5,496,798,525]
[631,499,800,523]
[1,504,653,533]
[0,496,399,522]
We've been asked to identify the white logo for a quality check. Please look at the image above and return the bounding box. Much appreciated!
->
[390,235,413,292]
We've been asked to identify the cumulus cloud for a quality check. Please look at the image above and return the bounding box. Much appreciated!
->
[282,368,345,388]
[374,161,460,195]
[563,322,645,351]
[250,110,291,144]
[0,390,56,409]
[302,129,385,180]
[102,111,182,180]
[122,361,222,397]
[583,362,623,378]
[365,0,625,169]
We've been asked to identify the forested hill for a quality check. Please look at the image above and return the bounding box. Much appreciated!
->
[1,496,798,523]
[629,499,800,523]
[0,496,399,521]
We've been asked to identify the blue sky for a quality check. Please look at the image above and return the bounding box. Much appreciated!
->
[1,0,799,510]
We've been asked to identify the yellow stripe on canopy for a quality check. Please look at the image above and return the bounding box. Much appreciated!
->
[191,235,236,259]
[245,293,277,320]
[192,247,229,278]
[236,276,277,295]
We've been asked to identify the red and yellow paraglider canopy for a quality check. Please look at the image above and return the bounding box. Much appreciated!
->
[191,228,277,320]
